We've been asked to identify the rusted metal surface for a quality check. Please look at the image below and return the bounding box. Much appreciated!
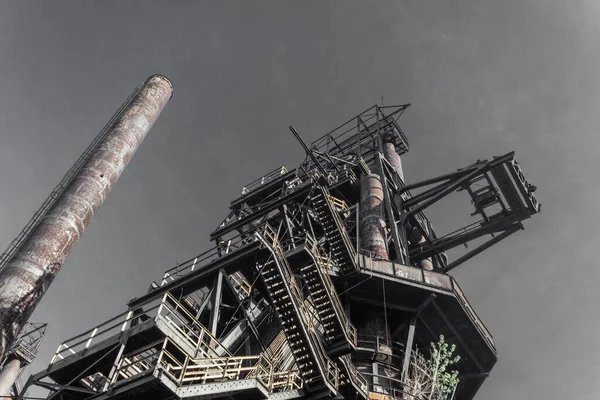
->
[381,134,404,182]
[0,75,173,362]
[423,270,452,290]
[0,357,22,397]
[393,263,425,283]
[359,174,389,260]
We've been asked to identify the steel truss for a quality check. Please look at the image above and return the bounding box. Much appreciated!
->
[22,105,540,400]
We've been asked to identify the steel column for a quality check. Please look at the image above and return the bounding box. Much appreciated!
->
[209,272,224,336]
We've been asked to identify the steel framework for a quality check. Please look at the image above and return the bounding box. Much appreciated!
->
[20,105,540,400]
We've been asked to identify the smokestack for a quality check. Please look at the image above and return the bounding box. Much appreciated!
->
[0,75,173,362]
[381,134,433,270]
[359,174,389,260]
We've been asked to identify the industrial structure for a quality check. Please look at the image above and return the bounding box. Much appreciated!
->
[0,76,540,400]
[0,74,173,398]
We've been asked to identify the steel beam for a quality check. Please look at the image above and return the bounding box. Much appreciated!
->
[209,272,224,336]
[442,224,523,273]
[401,316,416,381]
[410,217,521,261]
[377,153,404,263]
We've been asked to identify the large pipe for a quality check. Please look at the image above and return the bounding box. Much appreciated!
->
[382,134,404,183]
[381,135,433,270]
[0,357,21,397]
[0,75,173,362]
[359,174,389,260]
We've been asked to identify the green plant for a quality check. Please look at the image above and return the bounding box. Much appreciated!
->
[429,335,460,396]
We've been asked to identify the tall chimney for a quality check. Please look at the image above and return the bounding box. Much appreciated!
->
[0,75,173,362]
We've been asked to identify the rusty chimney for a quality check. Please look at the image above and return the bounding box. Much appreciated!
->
[0,75,173,362]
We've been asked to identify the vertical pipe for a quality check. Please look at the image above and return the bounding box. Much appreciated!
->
[382,134,432,270]
[0,357,22,397]
[359,174,388,260]
[0,75,173,362]
[382,134,404,183]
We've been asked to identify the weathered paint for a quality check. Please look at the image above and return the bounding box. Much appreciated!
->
[0,75,173,362]
[359,174,389,260]
[381,134,404,182]
[0,357,21,397]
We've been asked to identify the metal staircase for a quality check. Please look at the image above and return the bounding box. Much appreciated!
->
[256,224,340,398]
[311,187,357,276]
[302,234,356,357]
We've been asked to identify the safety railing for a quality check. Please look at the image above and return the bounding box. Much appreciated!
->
[356,335,405,356]
[320,188,357,264]
[301,307,340,390]
[158,227,261,288]
[229,271,251,298]
[256,224,340,391]
[241,166,289,196]
[50,297,164,364]
[157,292,232,358]
[80,372,109,392]
[50,291,229,365]
[156,336,301,392]
[111,339,163,385]
[271,371,304,392]
[305,234,357,347]
[338,355,369,396]
[326,193,349,212]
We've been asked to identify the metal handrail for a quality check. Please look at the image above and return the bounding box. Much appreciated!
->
[158,292,232,358]
[304,234,357,346]
[51,300,163,364]
[256,224,340,391]
[241,166,289,196]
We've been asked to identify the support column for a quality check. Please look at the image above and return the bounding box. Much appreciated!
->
[401,317,416,381]
[209,272,224,336]
[0,357,22,398]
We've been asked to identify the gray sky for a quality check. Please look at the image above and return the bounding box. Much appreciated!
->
[0,1,597,398]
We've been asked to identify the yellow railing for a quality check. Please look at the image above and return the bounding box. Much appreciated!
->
[360,157,371,175]
[326,193,348,211]
[305,234,357,347]
[229,271,251,297]
[256,224,340,391]
[158,292,232,358]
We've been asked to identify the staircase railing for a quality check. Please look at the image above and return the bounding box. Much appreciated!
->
[317,187,357,267]
[305,234,357,347]
[157,292,232,358]
[256,223,340,391]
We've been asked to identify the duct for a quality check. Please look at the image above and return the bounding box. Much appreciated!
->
[359,174,389,260]
[0,75,173,362]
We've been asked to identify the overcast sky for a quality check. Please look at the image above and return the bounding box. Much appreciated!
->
[0,1,598,399]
